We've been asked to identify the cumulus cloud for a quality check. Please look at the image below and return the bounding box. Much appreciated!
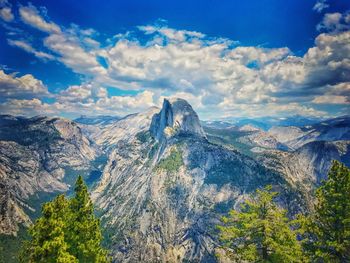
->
[312,95,348,104]
[312,82,350,104]
[217,101,327,118]
[43,33,107,77]
[2,3,350,118]
[0,98,56,116]
[0,70,49,99]
[317,12,350,32]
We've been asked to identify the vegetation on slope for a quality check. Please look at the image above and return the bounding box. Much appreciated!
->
[20,176,109,263]
[156,146,184,173]
[217,160,350,263]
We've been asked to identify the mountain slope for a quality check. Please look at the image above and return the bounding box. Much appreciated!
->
[258,140,350,192]
[0,116,99,235]
[93,99,304,262]
[269,116,350,150]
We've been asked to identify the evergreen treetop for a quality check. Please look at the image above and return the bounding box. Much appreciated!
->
[300,160,350,262]
[22,176,109,263]
[217,186,304,263]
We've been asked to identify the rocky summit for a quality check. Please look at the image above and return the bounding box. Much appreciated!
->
[0,100,349,262]
[91,99,304,262]
[150,98,206,140]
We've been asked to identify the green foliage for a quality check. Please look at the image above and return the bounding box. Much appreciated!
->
[156,147,183,173]
[217,186,304,262]
[22,176,109,263]
[22,195,77,263]
[299,160,350,262]
[0,226,29,263]
[67,176,108,263]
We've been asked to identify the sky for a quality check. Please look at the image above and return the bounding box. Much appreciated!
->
[0,0,349,119]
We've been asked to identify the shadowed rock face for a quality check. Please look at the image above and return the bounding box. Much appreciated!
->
[0,116,98,235]
[150,98,206,140]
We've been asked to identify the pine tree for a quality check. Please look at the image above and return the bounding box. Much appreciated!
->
[300,160,350,262]
[26,194,77,263]
[21,176,109,263]
[66,175,108,263]
[217,186,304,262]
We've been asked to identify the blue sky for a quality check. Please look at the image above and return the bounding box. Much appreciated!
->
[0,0,349,119]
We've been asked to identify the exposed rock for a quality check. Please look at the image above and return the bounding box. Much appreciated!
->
[93,98,303,262]
[92,107,159,148]
[150,98,206,140]
[269,116,350,150]
[0,116,98,235]
[258,140,350,191]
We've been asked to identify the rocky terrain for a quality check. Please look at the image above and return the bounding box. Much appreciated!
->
[269,116,350,150]
[258,141,350,193]
[92,99,305,262]
[0,101,348,262]
[0,115,98,235]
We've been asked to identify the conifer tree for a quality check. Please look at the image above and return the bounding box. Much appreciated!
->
[26,194,77,263]
[67,175,108,263]
[300,160,350,262]
[217,186,304,262]
[22,176,109,263]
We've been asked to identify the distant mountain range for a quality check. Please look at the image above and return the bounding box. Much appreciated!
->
[203,115,327,131]
[0,101,349,262]
[75,115,121,126]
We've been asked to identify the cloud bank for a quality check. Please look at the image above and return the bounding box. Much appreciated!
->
[0,3,349,119]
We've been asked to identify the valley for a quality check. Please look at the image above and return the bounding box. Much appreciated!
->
[0,99,349,262]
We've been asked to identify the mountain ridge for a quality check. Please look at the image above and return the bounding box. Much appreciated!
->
[0,99,348,262]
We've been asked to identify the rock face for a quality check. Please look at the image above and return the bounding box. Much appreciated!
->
[0,115,98,235]
[150,98,206,140]
[93,99,302,262]
[269,116,350,150]
[93,107,160,148]
[258,140,350,196]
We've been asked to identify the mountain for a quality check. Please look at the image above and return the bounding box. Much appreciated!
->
[203,124,288,156]
[74,115,121,126]
[150,98,206,140]
[258,140,350,192]
[0,101,348,262]
[89,107,160,148]
[92,98,304,262]
[214,115,325,131]
[0,115,99,235]
[269,115,350,150]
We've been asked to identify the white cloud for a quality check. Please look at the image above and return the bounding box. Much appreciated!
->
[0,0,13,22]
[95,90,155,113]
[312,95,349,104]
[8,39,55,60]
[0,7,13,22]
[3,3,350,118]
[317,12,350,32]
[313,0,329,13]
[312,82,350,104]
[217,101,326,118]
[0,70,49,98]
[0,98,56,116]
[43,33,107,77]
[19,4,61,33]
